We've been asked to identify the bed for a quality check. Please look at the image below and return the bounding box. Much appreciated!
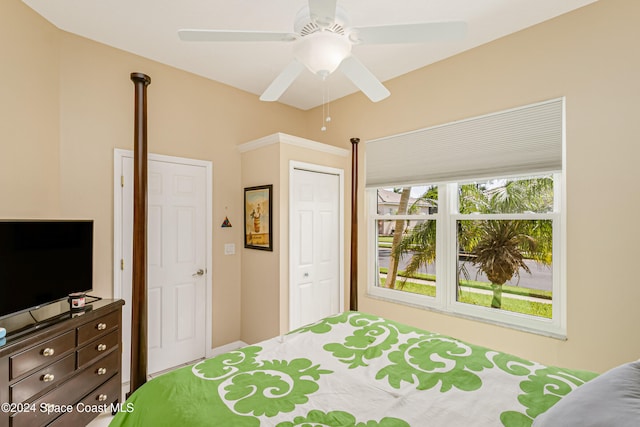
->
[108,310,633,427]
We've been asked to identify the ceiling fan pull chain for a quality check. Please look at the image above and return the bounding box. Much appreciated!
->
[326,82,332,124]
[321,81,328,131]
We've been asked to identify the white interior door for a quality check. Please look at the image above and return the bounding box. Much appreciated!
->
[290,164,343,330]
[145,159,207,373]
[116,152,210,378]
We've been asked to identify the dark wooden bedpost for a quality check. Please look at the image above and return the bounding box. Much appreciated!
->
[129,72,151,396]
[350,137,359,311]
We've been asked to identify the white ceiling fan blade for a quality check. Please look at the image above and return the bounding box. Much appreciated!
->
[178,29,297,42]
[339,56,390,103]
[351,21,467,44]
[308,0,337,27]
[260,60,306,102]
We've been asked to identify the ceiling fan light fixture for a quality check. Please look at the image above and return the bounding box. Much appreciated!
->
[294,31,351,78]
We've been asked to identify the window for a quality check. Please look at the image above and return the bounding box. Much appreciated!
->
[369,174,562,335]
[365,99,565,337]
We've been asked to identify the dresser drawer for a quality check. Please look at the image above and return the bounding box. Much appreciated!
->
[71,349,119,397]
[10,354,75,404]
[83,372,121,408]
[47,374,121,427]
[77,330,119,369]
[76,311,120,345]
[10,368,121,427]
[9,332,75,380]
[10,374,80,427]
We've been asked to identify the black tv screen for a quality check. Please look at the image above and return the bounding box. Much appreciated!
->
[0,220,93,319]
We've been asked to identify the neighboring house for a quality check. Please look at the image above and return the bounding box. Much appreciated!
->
[376,188,435,235]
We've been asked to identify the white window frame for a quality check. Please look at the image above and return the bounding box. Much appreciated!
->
[367,172,566,338]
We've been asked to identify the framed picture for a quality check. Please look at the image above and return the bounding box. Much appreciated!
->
[244,184,273,251]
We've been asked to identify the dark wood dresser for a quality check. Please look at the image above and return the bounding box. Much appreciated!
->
[0,299,124,427]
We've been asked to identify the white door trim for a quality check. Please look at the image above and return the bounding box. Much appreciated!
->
[113,149,214,362]
[289,160,345,331]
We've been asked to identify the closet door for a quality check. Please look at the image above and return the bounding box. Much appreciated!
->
[290,166,342,330]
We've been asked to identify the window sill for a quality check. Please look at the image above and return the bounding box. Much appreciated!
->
[366,289,567,341]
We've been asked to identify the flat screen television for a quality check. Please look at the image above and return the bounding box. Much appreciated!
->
[0,220,93,319]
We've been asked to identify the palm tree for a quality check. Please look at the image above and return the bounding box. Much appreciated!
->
[392,219,437,288]
[385,187,411,289]
[394,177,553,309]
[463,219,543,308]
[459,177,553,309]
[389,186,438,289]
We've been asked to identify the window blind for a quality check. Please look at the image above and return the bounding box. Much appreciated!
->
[365,98,564,188]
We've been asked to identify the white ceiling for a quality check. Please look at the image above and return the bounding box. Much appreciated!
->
[22,0,596,110]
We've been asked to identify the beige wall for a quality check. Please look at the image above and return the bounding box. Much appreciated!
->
[306,0,640,373]
[54,33,310,347]
[239,135,349,344]
[240,142,281,344]
[3,0,638,373]
[1,0,308,349]
[0,0,60,217]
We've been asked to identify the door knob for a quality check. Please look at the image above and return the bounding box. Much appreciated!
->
[192,269,205,277]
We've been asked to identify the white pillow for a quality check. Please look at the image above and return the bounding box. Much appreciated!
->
[533,360,640,427]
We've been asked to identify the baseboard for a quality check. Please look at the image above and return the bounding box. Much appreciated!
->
[207,340,247,358]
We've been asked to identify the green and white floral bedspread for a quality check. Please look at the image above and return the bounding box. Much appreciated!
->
[110,311,597,426]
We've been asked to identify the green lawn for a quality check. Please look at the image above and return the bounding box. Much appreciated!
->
[379,268,551,299]
[459,291,552,318]
[379,270,552,319]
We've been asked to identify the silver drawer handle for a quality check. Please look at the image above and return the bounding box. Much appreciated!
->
[97,367,107,375]
[96,322,107,331]
[98,394,108,402]
[42,348,55,357]
[42,373,55,382]
[97,344,107,352]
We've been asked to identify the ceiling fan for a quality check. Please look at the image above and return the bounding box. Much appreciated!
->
[179,0,466,103]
